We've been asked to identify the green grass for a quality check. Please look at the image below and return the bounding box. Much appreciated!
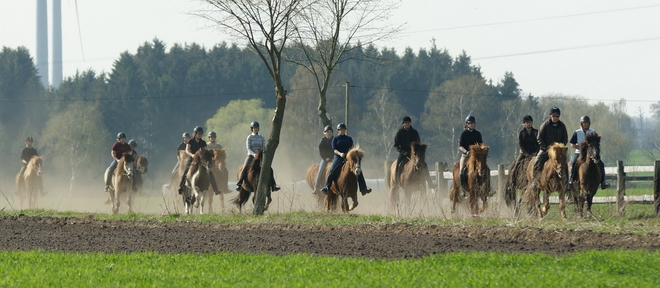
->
[1,250,658,287]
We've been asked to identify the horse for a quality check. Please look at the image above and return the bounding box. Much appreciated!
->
[449,143,493,216]
[504,154,534,213]
[387,142,430,210]
[183,149,214,215]
[522,143,569,219]
[134,155,149,192]
[573,133,602,218]
[305,163,331,210]
[108,153,135,214]
[207,148,230,213]
[233,150,272,213]
[163,150,189,212]
[16,156,44,209]
[325,147,364,212]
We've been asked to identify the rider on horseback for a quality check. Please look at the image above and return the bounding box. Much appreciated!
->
[509,115,539,188]
[177,126,221,195]
[313,125,334,194]
[532,107,568,186]
[235,121,280,192]
[320,123,372,195]
[393,116,421,187]
[207,131,223,150]
[459,115,483,189]
[19,137,41,190]
[567,115,609,190]
[104,132,135,192]
[127,139,142,192]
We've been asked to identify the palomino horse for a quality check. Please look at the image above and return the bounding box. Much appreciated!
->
[183,149,214,215]
[523,143,569,219]
[108,153,135,214]
[450,143,493,216]
[233,150,272,213]
[325,147,364,212]
[504,155,533,212]
[305,162,331,210]
[207,148,229,213]
[16,155,44,209]
[573,133,601,218]
[387,142,430,209]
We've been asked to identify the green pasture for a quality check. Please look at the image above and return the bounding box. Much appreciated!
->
[1,249,659,287]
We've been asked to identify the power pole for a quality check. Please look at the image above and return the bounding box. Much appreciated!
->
[345,81,350,132]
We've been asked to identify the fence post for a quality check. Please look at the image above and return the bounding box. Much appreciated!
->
[436,162,447,193]
[617,160,625,216]
[384,160,392,189]
[654,161,660,216]
[497,164,505,199]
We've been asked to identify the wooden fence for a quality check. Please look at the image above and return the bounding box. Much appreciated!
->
[423,160,660,216]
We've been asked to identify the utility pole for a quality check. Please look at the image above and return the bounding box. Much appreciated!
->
[345,81,350,132]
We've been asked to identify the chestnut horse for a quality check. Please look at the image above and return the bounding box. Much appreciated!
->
[325,147,364,212]
[573,133,602,218]
[16,155,44,209]
[450,144,493,216]
[523,143,569,219]
[183,149,214,215]
[305,163,331,210]
[233,150,272,213]
[504,155,533,213]
[108,153,135,214]
[207,148,229,213]
[387,142,430,209]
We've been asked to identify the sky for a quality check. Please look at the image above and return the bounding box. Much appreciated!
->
[1,0,659,117]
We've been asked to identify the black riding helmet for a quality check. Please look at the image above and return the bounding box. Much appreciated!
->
[128,139,137,148]
[182,132,191,138]
[523,115,533,123]
[549,107,561,115]
[208,131,217,137]
[193,126,203,134]
[323,125,333,132]
[402,116,412,123]
[117,132,126,139]
[580,115,591,123]
[337,123,347,130]
[465,115,476,123]
[250,121,260,129]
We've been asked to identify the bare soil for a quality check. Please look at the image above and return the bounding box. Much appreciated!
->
[2,215,659,259]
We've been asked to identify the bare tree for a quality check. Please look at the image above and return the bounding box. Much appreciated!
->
[286,0,401,127]
[196,0,311,214]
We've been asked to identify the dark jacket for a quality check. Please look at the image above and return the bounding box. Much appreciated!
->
[394,126,421,155]
[21,147,38,164]
[318,137,334,160]
[518,127,540,155]
[459,129,483,151]
[537,119,568,150]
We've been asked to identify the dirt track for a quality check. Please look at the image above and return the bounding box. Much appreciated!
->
[2,215,659,259]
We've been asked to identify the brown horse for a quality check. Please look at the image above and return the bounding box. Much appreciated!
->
[504,154,533,212]
[16,155,44,209]
[305,163,331,210]
[134,155,148,192]
[523,143,569,219]
[387,142,430,209]
[184,149,214,215]
[108,153,135,214]
[325,147,364,212]
[573,133,601,218]
[207,148,229,213]
[233,150,272,213]
[450,143,493,216]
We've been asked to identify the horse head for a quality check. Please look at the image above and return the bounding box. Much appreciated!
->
[121,153,135,179]
[468,143,489,177]
[346,146,365,177]
[29,156,44,176]
[581,132,602,164]
[547,143,568,178]
[193,149,213,170]
[410,142,427,170]
[135,156,148,174]
[213,149,227,167]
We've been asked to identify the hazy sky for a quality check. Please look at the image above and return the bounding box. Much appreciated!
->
[1,0,659,116]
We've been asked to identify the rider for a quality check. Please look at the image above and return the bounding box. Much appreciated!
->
[313,125,334,194]
[235,121,280,192]
[18,137,39,187]
[509,115,539,187]
[393,116,421,187]
[320,123,372,196]
[567,115,609,190]
[104,132,134,192]
[532,107,568,185]
[458,115,483,186]
[128,139,141,192]
[177,126,221,195]
[207,131,223,150]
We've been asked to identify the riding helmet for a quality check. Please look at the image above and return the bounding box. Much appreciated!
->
[580,115,591,123]
[323,125,333,132]
[549,107,561,115]
[193,126,204,134]
[250,121,260,129]
[208,131,217,138]
[182,132,191,138]
[522,115,533,123]
[402,116,412,123]
[128,139,137,148]
[117,132,126,139]
[337,123,347,130]
[25,137,34,142]
[465,115,476,123]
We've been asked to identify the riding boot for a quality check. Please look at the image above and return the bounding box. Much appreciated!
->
[270,169,280,191]
[235,176,244,191]
[208,170,221,195]
[358,174,372,196]
[178,174,187,194]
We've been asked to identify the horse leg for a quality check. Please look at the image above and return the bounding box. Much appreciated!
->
[558,191,567,220]
[389,186,399,208]
[341,195,349,212]
[349,193,359,211]
[586,192,594,217]
[127,187,134,214]
[112,189,120,215]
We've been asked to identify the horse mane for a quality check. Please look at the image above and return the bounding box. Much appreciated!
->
[346,146,364,164]
[254,149,263,161]
[213,149,227,164]
[578,133,601,162]
[410,142,427,162]
[547,143,568,162]
[116,153,134,175]
[466,143,488,172]
[26,155,43,170]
